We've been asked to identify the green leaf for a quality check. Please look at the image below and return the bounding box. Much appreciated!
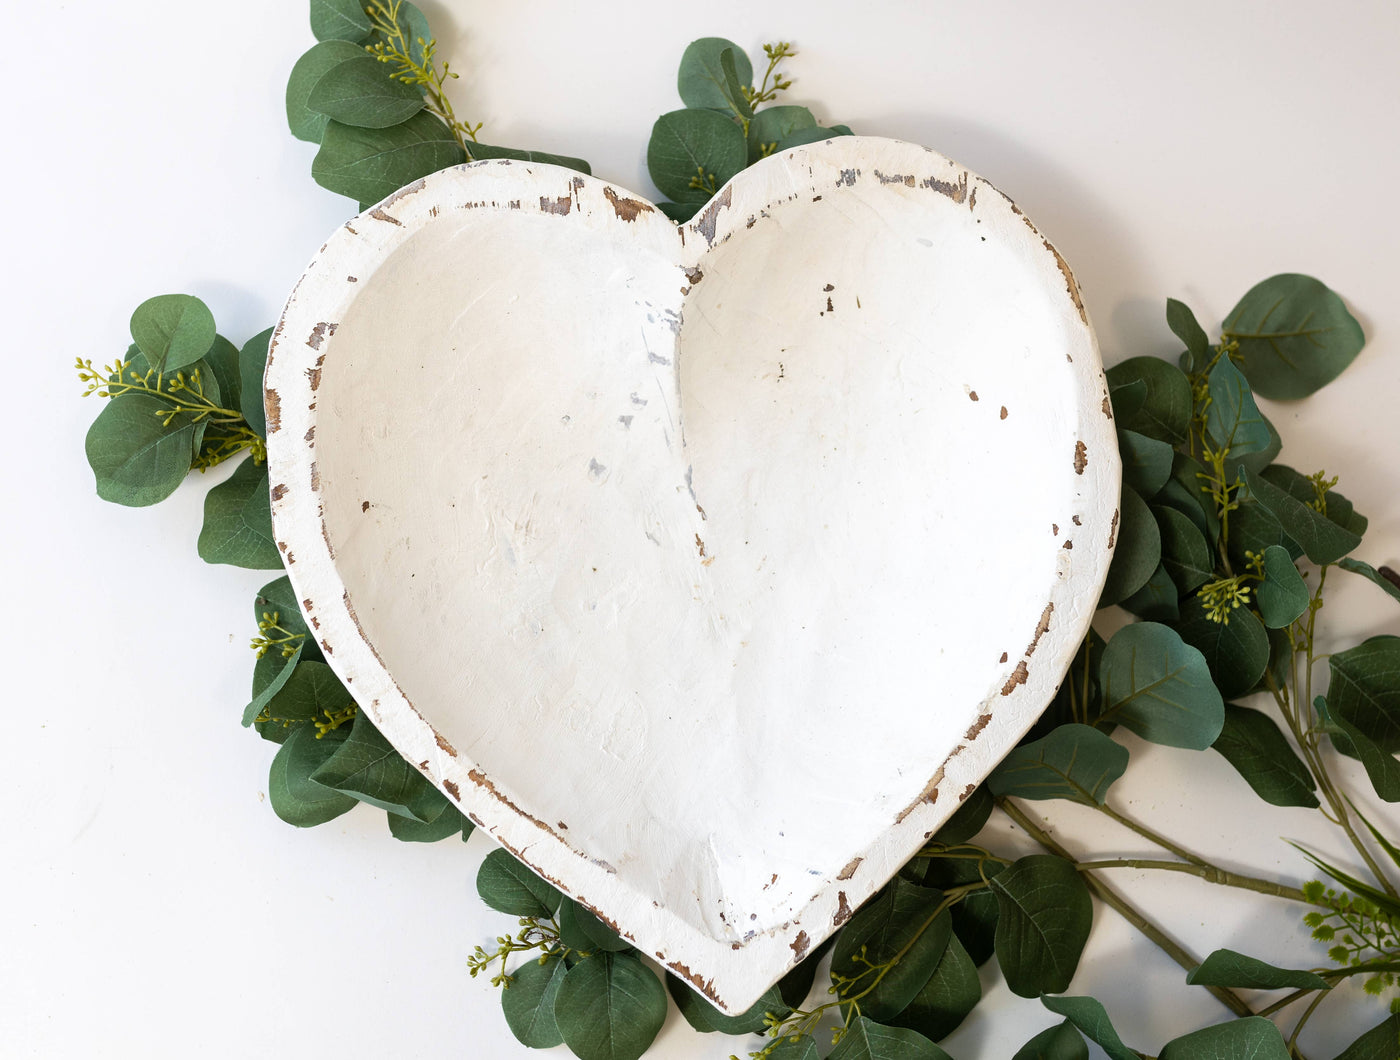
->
[766,1037,821,1060]
[245,576,319,727]
[310,0,372,42]
[747,105,817,162]
[718,48,754,120]
[313,111,466,204]
[777,125,852,149]
[1340,558,1400,606]
[256,659,346,734]
[912,853,1003,967]
[268,724,358,827]
[1328,636,1400,752]
[370,0,431,65]
[1158,1015,1290,1059]
[1039,996,1139,1060]
[1243,465,1361,564]
[1316,697,1400,803]
[1012,1020,1088,1060]
[646,109,748,205]
[832,878,953,1020]
[248,645,304,736]
[991,855,1092,997]
[476,848,562,918]
[200,335,242,418]
[666,976,786,1035]
[931,784,993,845]
[85,393,197,507]
[1224,411,1282,480]
[1293,826,1400,915]
[196,457,281,568]
[1186,948,1330,990]
[1254,545,1309,627]
[889,933,980,1042]
[829,1017,951,1060]
[1098,485,1161,607]
[306,54,424,129]
[1104,356,1192,445]
[1334,1013,1400,1060]
[655,201,699,223]
[1166,298,1211,372]
[1099,621,1224,749]
[1204,357,1272,458]
[1033,630,1105,741]
[286,41,366,142]
[239,327,273,437]
[129,293,216,376]
[465,142,592,174]
[388,802,470,842]
[558,898,632,953]
[501,954,568,1048]
[1154,505,1213,593]
[1211,703,1318,808]
[1175,593,1270,700]
[1158,452,1220,546]
[988,724,1128,805]
[309,712,446,821]
[1118,429,1173,497]
[1222,274,1364,400]
[552,952,667,1060]
[1106,376,1146,424]
[677,37,754,111]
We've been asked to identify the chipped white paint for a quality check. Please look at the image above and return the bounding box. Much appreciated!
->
[265,137,1120,1011]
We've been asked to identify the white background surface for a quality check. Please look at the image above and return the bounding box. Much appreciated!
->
[5,1,1399,1057]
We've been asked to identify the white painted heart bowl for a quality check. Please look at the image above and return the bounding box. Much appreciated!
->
[264,135,1120,1011]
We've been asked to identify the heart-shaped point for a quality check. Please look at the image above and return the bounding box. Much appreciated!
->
[266,137,1119,1011]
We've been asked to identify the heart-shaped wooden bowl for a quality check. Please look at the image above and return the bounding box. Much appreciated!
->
[265,136,1119,1011]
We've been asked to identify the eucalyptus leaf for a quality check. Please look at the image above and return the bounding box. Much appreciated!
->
[286,41,367,142]
[1104,356,1192,445]
[466,141,592,174]
[1334,1013,1400,1060]
[197,456,280,568]
[1158,1015,1290,1059]
[656,201,699,223]
[313,111,466,204]
[1123,561,1177,631]
[913,853,1003,967]
[85,393,198,507]
[1099,621,1224,749]
[1256,544,1309,627]
[1166,297,1211,371]
[552,952,667,1060]
[647,108,748,204]
[310,0,372,43]
[1224,411,1282,480]
[307,55,424,129]
[832,878,952,1020]
[268,723,357,827]
[388,802,470,842]
[1222,273,1364,400]
[200,335,241,418]
[766,1037,820,1060]
[1012,1020,1088,1060]
[990,855,1092,998]
[1039,996,1139,1060]
[677,37,754,111]
[828,1017,951,1060]
[239,327,274,437]
[1033,631,1105,740]
[718,48,754,120]
[888,933,980,1042]
[776,125,852,149]
[129,293,216,376]
[667,976,786,1035]
[245,576,318,727]
[310,712,447,821]
[1205,357,1272,458]
[1175,593,1270,700]
[501,954,568,1049]
[558,898,632,953]
[248,644,304,733]
[1158,452,1220,546]
[1211,703,1318,808]
[1327,636,1400,751]
[931,783,993,846]
[988,724,1128,805]
[1154,505,1213,593]
[476,848,562,918]
[257,659,347,733]
[1316,697,1400,802]
[747,105,817,162]
[1118,429,1173,497]
[1185,948,1330,990]
[1243,465,1361,564]
[371,0,432,65]
[1098,485,1161,607]
[1339,558,1400,606]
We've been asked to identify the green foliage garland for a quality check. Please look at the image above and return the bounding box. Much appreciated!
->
[75,8,1400,1059]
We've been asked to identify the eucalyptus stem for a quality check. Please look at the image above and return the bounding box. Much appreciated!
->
[1287,987,1330,1055]
[996,796,1257,1020]
[1097,802,1212,868]
[1073,859,1307,902]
